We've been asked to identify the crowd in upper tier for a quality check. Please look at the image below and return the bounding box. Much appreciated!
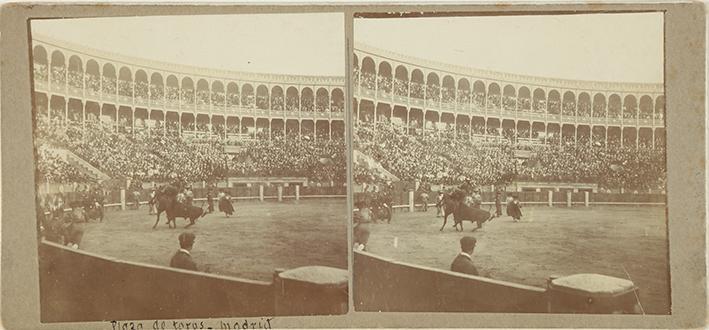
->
[35,64,345,113]
[34,113,346,185]
[353,68,663,120]
[353,122,666,192]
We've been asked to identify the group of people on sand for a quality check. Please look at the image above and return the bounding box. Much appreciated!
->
[36,194,86,249]
[145,178,236,218]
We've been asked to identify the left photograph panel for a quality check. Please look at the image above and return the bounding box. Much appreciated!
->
[30,13,348,322]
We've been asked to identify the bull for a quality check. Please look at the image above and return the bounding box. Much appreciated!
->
[439,191,495,232]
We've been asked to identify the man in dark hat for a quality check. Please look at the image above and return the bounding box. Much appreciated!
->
[170,232,198,271]
[450,236,479,276]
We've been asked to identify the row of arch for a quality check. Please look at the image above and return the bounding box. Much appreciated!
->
[35,93,345,140]
[354,53,665,120]
[33,45,345,113]
[354,99,665,148]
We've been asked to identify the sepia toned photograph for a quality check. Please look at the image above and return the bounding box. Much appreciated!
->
[351,13,669,314]
[30,13,349,322]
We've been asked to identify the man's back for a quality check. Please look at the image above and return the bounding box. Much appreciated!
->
[170,250,197,271]
[450,254,478,276]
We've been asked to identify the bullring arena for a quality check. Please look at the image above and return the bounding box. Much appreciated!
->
[361,204,668,314]
[351,42,669,314]
[80,199,348,282]
[31,32,349,321]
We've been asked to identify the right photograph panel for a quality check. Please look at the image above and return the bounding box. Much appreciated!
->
[351,12,669,314]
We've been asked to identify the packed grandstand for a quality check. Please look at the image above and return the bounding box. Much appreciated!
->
[352,44,666,193]
[31,35,347,187]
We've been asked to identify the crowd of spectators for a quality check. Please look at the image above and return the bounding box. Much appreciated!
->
[228,134,346,183]
[36,147,93,183]
[51,66,66,86]
[34,114,347,185]
[36,65,345,114]
[352,71,669,121]
[354,122,666,192]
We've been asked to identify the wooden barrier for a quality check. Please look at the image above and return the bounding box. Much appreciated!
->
[353,251,547,313]
[38,241,346,322]
[357,191,667,215]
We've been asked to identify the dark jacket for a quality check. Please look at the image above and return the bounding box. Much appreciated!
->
[450,253,478,276]
[170,250,198,271]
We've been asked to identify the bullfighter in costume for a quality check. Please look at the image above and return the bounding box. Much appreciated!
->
[507,195,523,222]
[218,190,235,217]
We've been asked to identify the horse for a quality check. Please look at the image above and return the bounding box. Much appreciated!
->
[152,191,178,229]
[439,192,495,232]
[152,188,206,229]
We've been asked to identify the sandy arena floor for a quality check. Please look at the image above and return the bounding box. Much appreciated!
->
[364,205,670,314]
[79,199,348,282]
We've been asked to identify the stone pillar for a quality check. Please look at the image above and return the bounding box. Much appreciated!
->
[277,185,283,202]
[295,185,300,201]
[584,191,590,207]
[259,185,264,202]
[548,190,553,207]
[566,191,572,208]
[408,190,415,212]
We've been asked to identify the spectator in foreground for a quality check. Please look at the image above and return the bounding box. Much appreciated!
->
[450,236,479,276]
[170,232,198,271]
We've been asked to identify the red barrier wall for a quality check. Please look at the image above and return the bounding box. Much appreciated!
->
[353,251,548,313]
[39,241,274,322]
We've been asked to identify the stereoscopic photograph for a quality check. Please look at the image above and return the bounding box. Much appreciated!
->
[351,12,669,314]
[30,13,348,322]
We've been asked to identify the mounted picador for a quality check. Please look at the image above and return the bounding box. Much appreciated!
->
[152,183,206,229]
[439,188,495,232]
